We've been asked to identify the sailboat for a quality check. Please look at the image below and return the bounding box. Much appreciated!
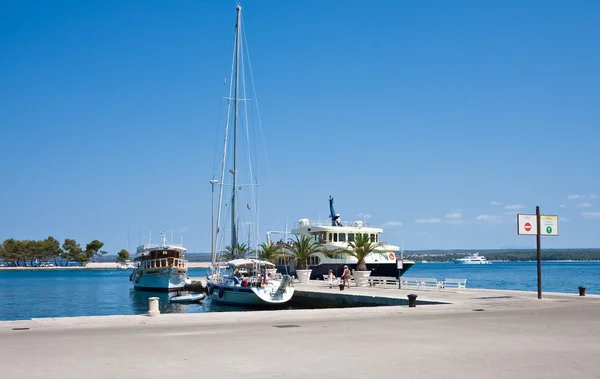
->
[206,5,294,306]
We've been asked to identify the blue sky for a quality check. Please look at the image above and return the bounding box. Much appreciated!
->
[1,1,599,254]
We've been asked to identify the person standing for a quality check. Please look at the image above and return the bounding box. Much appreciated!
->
[341,265,351,288]
[327,269,335,289]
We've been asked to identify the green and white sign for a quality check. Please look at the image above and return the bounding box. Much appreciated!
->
[540,215,559,236]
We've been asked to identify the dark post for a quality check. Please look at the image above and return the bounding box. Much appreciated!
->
[536,206,542,299]
[407,294,418,307]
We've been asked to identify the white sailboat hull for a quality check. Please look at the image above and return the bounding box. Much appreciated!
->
[208,280,294,306]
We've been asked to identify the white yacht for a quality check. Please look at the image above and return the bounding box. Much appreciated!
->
[453,252,491,265]
[206,5,294,307]
[268,196,415,280]
[130,232,189,291]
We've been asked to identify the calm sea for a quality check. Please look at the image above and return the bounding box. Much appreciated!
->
[0,262,597,321]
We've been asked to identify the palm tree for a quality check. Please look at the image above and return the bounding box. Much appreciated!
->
[287,235,322,270]
[344,233,381,271]
[219,242,250,261]
[258,242,282,262]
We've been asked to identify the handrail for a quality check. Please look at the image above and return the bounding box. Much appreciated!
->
[294,220,371,228]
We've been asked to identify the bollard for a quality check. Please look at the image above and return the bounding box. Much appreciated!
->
[578,286,586,296]
[148,297,160,316]
[407,294,418,308]
[339,283,345,291]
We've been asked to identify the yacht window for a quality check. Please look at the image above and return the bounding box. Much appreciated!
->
[348,233,355,242]
[333,234,338,242]
[339,233,346,242]
[328,233,333,242]
[318,232,326,244]
[308,256,321,266]
[370,234,375,242]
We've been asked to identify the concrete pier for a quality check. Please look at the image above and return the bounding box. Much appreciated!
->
[1,284,599,379]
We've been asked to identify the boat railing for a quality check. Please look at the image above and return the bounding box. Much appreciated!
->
[139,257,188,270]
[294,220,371,228]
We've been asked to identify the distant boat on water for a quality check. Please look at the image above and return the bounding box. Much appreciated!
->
[453,253,491,265]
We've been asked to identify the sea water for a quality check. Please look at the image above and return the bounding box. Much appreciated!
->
[0,262,597,321]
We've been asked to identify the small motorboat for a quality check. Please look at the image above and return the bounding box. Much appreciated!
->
[169,293,206,303]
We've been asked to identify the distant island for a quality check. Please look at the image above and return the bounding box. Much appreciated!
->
[2,235,600,267]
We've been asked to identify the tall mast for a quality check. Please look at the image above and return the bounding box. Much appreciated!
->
[231,5,242,254]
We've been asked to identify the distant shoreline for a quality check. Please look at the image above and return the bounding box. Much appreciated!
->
[0,262,212,270]
[2,260,598,271]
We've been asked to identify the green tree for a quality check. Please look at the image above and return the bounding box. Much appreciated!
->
[41,236,62,265]
[21,240,37,266]
[258,242,283,262]
[85,240,105,262]
[1,239,19,266]
[116,249,130,263]
[220,242,250,261]
[62,239,83,266]
[287,235,323,270]
[341,233,381,271]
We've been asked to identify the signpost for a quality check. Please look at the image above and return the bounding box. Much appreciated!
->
[397,259,404,289]
[517,207,559,299]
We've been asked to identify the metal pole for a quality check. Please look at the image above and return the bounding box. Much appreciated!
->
[536,205,542,299]
[210,180,218,265]
[231,5,241,252]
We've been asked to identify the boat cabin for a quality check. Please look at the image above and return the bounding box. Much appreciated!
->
[135,245,187,270]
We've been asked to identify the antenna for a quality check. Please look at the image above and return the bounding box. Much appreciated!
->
[149,231,152,244]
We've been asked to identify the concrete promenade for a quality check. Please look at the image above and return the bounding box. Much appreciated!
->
[1,285,599,379]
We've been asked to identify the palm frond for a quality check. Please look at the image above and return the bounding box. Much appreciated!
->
[343,233,381,271]
[287,235,323,270]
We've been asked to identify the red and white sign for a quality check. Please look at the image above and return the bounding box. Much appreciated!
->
[517,214,537,235]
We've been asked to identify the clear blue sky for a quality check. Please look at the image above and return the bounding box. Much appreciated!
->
[1,1,599,254]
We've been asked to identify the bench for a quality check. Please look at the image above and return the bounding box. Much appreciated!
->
[367,276,399,288]
[441,278,467,291]
[399,277,420,289]
[416,278,443,290]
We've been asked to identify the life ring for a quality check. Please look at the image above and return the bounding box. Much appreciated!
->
[388,253,396,260]
[218,286,225,299]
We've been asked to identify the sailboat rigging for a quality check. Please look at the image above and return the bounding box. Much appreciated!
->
[206,5,294,306]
